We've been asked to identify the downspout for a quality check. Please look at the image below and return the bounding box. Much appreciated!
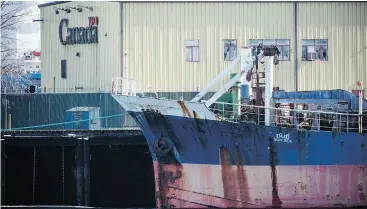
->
[120,2,126,127]
[294,2,299,92]
[120,2,124,78]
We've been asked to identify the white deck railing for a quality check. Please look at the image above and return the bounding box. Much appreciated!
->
[207,101,366,133]
[111,77,138,96]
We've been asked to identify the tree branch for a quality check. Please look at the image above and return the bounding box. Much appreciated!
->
[1,1,32,93]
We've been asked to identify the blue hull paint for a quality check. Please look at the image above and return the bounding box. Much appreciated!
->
[110,94,367,208]
[129,110,367,166]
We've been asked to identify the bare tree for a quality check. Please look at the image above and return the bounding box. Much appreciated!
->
[1,1,32,93]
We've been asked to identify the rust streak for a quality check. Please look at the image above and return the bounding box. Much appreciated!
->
[160,163,184,208]
[156,162,166,208]
[220,147,237,207]
[154,159,185,208]
[358,183,365,201]
[234,146,251,207]
[360,192,366,201]
[269,137,282,207]
[192,110,208,146]
[193,110,200,119]
[177,101,192,117]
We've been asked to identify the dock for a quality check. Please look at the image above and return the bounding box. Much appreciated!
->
[1,129,156,208]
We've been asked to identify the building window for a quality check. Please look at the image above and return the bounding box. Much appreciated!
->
[185,40,200,62]
[301,39,328,61]
[249,39,290,61]
[61,59,67,79]
[224,39,237,61]
[36,65,39,68]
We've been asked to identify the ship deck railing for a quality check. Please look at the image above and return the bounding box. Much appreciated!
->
[112,77,139,96]
[206,101,367,133]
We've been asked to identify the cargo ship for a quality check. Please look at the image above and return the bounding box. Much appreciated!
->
[112,45,367,208]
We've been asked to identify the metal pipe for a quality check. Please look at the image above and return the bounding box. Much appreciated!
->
[231,74,241,118]
[359,89,363,115]
[5,99,8,129]
[240,47,253,97]
[7,114,11,129]
[120,2,124,78]
[294,2,299,92]
[359,89,363,133]
[265,56,274,126]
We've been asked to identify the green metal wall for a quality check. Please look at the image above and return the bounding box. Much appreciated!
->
[0,93,124,130]
[0,92,215,130]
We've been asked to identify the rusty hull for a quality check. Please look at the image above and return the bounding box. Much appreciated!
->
[113,96,367,208]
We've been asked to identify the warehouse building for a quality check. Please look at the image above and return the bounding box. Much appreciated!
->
[39,1,367,97]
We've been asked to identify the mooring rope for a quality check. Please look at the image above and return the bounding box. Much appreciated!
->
[1,113,128,131]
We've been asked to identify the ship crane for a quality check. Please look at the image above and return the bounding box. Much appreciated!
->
[191,45,280,108]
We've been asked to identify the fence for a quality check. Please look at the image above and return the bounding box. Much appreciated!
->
[0,93,129,130]
[0,92,215,131]
[207,101,367,133]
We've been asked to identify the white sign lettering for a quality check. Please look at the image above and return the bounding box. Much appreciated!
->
[274,133,292,143]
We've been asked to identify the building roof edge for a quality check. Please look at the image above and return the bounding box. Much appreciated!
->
[38,1,71,8]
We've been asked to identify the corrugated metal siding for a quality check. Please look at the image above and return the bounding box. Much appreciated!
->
[297,2,367,97]
[40,2,122,92]
[40,2,366,96]
[123,2,295,93]
[0,92,212,130]
[0,93,126,130]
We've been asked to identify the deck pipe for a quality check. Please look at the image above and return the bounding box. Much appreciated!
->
[265,56,274,126]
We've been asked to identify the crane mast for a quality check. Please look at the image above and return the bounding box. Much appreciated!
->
[192,45,280,110]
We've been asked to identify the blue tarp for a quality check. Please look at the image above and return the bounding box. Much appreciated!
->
[31,73,41,79]
[273,89,367,111]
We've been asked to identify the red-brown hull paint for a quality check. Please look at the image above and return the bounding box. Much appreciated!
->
[153,162,367,208]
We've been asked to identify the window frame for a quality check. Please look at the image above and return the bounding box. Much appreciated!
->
[301,39,328,61]
[248,39,290,61]
[185,40,200,62]
[223,39,237,61]
[61,59,67,79]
